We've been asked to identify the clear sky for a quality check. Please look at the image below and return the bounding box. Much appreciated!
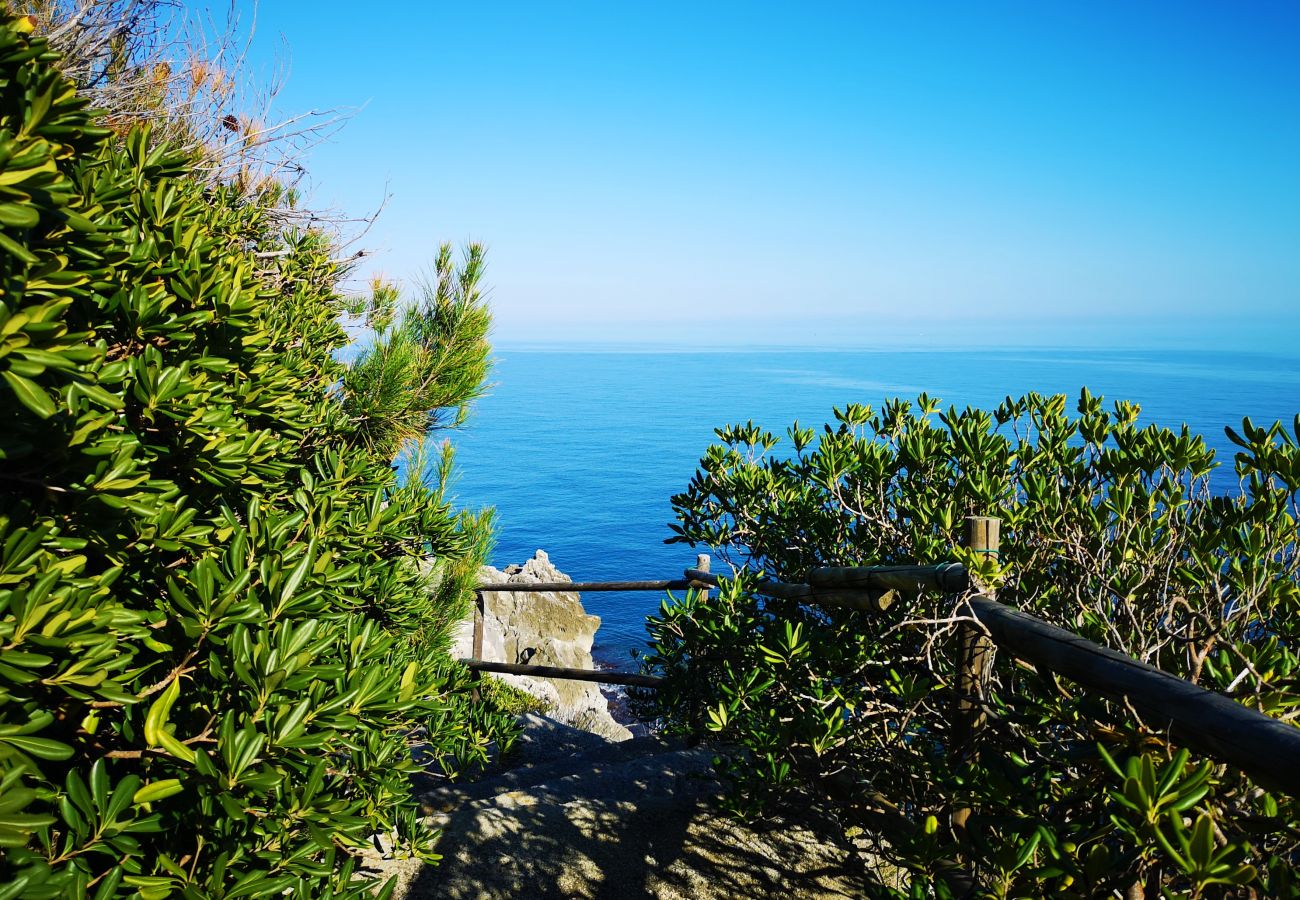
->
[239,2,1299,350]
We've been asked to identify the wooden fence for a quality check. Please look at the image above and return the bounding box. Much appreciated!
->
[460,553,715,693]
[460,519,1300,797]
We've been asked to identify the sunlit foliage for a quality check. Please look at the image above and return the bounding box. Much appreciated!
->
[0,18,508,897]
[647,390,1300,898]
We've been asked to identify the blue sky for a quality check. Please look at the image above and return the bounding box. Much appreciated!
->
[242,2,1299,350]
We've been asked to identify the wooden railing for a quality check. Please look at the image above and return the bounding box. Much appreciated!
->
[460,554,716,692]
[460,519,1300,796]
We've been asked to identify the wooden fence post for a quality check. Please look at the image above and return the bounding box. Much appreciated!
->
[952,515,999,836]
[470,590,484,703]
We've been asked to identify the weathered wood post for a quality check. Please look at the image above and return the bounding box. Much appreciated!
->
[470,590,484,703]
[695,553,711,577]
[952,515,999,835]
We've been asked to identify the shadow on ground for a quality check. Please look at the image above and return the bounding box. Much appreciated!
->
[390,749,875,900]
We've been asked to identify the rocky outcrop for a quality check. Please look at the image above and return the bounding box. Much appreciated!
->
[450,551,631,741]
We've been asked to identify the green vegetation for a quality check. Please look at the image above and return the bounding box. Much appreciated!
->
[342,248,492,459]
[646,391,1300,897]
[0,16,512,897]
[476,677,554,719]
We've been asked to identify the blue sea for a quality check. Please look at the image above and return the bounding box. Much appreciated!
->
[443,348,1299,667]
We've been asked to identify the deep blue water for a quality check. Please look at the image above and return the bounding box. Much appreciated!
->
[442,348,1299,666]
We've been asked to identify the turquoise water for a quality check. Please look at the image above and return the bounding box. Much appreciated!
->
[444,348,1300,665]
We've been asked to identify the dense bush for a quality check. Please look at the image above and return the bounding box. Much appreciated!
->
[0,18,508,898]
[646,390,1300,898]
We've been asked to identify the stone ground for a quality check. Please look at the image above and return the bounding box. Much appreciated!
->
[367,715,879,899]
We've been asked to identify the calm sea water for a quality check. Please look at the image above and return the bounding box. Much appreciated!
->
[441,348,1299,666]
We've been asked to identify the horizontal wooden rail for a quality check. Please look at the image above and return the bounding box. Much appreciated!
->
[684,568,911,611]
[682,548,1300,795]
[466,576,685,701]
[476,580,695,593]
[967,595,1300,797]
[810,563,969,594]
[685,563,969,598]
[684,568,811,600]
[461,658,664,690]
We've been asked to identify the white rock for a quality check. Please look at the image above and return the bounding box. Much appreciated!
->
[453,551,632,741]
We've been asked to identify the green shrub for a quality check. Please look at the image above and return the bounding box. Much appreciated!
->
[0,18,509,897]
[648,390,1300,898]
[476,677,553,719]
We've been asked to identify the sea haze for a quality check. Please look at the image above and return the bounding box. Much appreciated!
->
[439,348,1300,666]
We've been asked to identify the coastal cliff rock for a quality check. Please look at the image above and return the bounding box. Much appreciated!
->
[451,551,632,741]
